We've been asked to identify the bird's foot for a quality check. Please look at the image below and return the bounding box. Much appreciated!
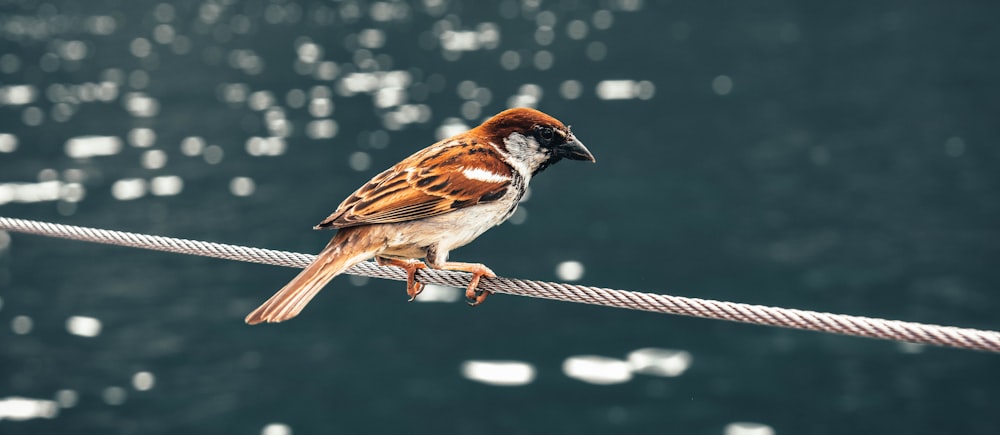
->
[432,262,496,306]
[376,257,427,301]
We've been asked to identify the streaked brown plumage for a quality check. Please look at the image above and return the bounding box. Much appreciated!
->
[245,108,595,324]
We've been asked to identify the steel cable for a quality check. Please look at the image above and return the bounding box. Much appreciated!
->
[2,216,998,352]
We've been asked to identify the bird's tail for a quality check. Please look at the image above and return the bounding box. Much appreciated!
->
[245,228,377,324]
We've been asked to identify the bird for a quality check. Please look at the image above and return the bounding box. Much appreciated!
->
[244,107,595,324]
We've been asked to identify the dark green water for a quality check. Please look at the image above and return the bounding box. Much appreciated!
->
[2,1,999,434]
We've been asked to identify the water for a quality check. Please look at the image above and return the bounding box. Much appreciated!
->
[2,0,999,433]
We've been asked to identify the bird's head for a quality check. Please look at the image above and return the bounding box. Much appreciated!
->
[473,107,595,177]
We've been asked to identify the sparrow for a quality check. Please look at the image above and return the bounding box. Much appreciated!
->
[245,107,595,324]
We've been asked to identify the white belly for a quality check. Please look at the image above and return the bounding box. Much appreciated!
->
[424,199,514,250]
[377,192,519,262]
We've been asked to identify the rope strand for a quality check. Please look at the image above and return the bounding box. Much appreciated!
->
[2,216,998,353]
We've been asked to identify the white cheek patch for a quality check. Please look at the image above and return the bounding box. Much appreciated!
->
[500,133,549,180]
[461,167,511,183]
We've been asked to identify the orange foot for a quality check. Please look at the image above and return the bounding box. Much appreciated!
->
[376,257,427,301]
[434,261,496,306]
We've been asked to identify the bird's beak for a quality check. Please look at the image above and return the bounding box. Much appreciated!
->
[559,134,596,162]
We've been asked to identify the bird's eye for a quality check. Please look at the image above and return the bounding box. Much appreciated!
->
[536,126,555,146]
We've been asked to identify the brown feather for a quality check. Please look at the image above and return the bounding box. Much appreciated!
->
[469,108,568,154]
[247,108,588,324]
[244,227,380,324]
[316,140,513,229]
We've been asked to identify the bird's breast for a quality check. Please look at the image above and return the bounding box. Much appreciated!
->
[424,197,516,250]
[377,192,517,257]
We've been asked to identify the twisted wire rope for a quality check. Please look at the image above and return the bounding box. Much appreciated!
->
[2,216,998,353]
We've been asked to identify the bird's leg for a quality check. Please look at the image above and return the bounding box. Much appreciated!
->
[376,256,427,301]
[434,262,496,306]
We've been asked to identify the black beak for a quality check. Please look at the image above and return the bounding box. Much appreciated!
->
[558,134,596,162]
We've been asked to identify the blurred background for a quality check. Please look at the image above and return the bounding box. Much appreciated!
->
[2,0,999,433]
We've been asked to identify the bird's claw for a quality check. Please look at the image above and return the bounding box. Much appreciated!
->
[463,268,496,306]
[376,257,427,301]
[402,264,426,301]
[466,289,493,306]
[407,280,425,302]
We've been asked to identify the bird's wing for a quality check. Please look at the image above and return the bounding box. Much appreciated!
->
[316,140,513,229]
